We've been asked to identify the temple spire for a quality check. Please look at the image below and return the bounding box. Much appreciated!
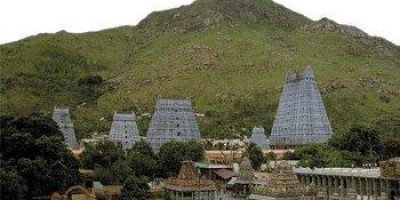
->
[146,98,201,152]
[270,67,332,148]
[52,107,78,148]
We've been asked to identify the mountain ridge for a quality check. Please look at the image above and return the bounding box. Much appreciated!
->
[1,0,399,139]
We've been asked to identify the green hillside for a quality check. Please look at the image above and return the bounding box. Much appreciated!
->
[1,0,399,139]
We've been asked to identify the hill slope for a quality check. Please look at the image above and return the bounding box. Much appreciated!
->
[1,0,400,139]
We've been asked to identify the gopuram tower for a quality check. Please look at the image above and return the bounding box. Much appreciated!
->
[146,98,201,152]
[109,112,140,149]
[270,67,332,148]
[52,107,78,148]
[250,126,270,150]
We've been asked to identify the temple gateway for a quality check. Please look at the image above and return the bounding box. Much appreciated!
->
[147,98,201,152]
[52,107,78,148]
[270,67,332,148]
[108,112,140,149]
[250,126,270,150]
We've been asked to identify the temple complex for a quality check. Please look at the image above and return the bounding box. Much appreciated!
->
[108,112,140,149]
[250,126,270,150]
[147,98,201,152]
[249,161,314,200]
[270,67,332,148]
[163,161,216,199]
[52,107,78,148]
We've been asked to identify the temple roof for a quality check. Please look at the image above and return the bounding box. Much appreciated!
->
[163,161,216,192]
[252,161,311,198]
[112,112,136,121]
[213,169,236,180]
[235,157,256,184]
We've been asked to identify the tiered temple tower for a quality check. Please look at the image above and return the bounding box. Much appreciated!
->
[249,126,270,150]
[146,98,201,152]
[52,107,78,148]
[231,157,256,197]
[270,67,332,148]
[249,161,313,200]
[109,112,140,149]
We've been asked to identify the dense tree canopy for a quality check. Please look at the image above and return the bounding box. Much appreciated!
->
[85,139,159,185]
[297,125,399,168]
[121,176,150,200]
[158,140,205,176]
[296,144,328,168]
[0,115,81,199]
[80,140,125,169]
[383,136,400,159]
[127,140,158,179]
[328,126,385,158]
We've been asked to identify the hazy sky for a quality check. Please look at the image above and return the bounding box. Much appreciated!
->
[0,0,399,45]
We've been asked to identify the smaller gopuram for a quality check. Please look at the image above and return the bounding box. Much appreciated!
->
[249,161,314,200]
[52,107,78,148]
[109,112,140,149]
[147,98,201,152]
[230,157,256,197]
[163,161,216,199]
[250,126,270,150]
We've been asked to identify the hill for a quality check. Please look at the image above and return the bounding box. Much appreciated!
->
[1,0,400,139]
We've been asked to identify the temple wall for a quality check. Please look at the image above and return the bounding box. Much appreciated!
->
[295,171,400,200]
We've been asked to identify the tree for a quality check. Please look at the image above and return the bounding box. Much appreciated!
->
[383,136,400,159]
[121,176,150,200]
[329,126,384,159]
[0,115,81,199]
[324,150,362,167]
[246,143,264,170]
[127,140,158,179]
[80,140,125,169]
[264,152,277,162]
[158,141,204,176]
[94,161,133,185]
[129,139,157,159]
[281,151,301,160]
[0,168,28,200]
[296,144,328,168]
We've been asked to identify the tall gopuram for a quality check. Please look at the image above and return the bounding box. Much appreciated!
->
[146,98,201,152]
[250,126,270,150]
[270,67,332,148]
[109,112,140,149]
[52,107,78,148]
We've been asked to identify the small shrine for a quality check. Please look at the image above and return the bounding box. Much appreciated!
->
[230,157,256,197]
[163,161,216,199]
